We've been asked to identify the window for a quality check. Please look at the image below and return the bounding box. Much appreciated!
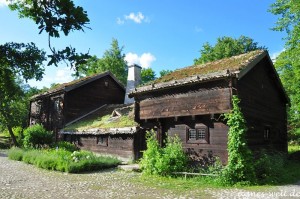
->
[264,127,270,141]
[187,124,209,144]
[97,136,108,146]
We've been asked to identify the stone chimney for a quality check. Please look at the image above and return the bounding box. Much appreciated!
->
[124,64,142,104]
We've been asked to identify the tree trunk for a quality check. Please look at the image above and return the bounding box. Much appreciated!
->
[7,125,18,147]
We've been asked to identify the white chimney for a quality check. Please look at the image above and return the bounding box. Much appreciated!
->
[124,64,142,104]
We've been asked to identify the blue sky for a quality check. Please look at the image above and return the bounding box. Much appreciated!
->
[0,0,286,88]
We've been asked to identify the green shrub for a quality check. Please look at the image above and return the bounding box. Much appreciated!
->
[156,136,187,176]
[139,130,162,175]
[55,141,78,152]
[221,96,256,185]
[140,130,187,176]
[8,148,120,173]
[23,124,53,149]
[67,155,120,173]
[254,151,285,184]
[8,147,24,161]
[22,150,41,164]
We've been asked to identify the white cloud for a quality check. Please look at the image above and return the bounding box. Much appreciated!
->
[28,67,74,89]
[125,12,145,23]
[125,52,156,68]
[117,12,150,25]
[116,17,125,25]
[0,0,9,7]
[271,48,285,62]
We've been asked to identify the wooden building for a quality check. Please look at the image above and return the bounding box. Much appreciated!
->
[29,71,125,140]
[129,50,289,164]
[60,104,146,160]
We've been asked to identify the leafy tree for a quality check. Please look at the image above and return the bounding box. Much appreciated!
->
[9,0,91,68]
[1,0,91,145]
[270,0,300,139]
[76,39,128,85]
[159,69,173,77]
[194,35,266,65]
[141,68,156,84]
[0,42,46,146]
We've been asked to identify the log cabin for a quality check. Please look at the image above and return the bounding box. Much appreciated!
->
[29,71,126,140]
[129,50,289,164]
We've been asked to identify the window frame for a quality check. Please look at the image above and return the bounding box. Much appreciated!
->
[97,136,108,146]
[187,123,209,144]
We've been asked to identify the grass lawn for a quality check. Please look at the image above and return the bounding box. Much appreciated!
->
[131,144,300,193]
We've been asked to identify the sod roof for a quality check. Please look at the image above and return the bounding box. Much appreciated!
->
[130,50,267,96]
[61,104,138,135]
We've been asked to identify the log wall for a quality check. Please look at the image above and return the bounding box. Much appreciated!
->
[65,76,125,123]
[139,87,231,120]
[238,57,288,152]
[65,134,135,159]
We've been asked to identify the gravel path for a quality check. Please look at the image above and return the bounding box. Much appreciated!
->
[1,150,299,199]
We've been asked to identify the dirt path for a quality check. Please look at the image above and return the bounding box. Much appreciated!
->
[0,151,299,199]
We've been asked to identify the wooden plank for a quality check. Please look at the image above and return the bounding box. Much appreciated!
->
[140,88,231,119]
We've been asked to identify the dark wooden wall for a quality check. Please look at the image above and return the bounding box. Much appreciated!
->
[136,80,232,120]
[29,93,64,132]
[162,116,229,164]
[65,76,125,123]
[65,134,135,159]
[237,56,288,152]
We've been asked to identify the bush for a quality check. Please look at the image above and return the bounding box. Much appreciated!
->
[7,148,121,173]
[139,130,162,175]
[140,130,187,176]
[8,147,24,161]
[55,141,78,152]
[156,136,187,176]
[23,124,53,149]
[254,151,285,184]
[22,150,41,164]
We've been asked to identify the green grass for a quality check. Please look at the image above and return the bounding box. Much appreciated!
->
[131,174,222,195]
[65,114,137,131]
[289,145,300,154]
[8,148,121,173]
[133,145,300,192]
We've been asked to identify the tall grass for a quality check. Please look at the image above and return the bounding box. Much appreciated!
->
[8,148,120,173]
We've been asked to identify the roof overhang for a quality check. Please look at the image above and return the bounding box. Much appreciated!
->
[60,126,139,135]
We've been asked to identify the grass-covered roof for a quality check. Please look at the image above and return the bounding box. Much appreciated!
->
[129,50,267,96]
[63,104,137,133]
[153,50,265,84]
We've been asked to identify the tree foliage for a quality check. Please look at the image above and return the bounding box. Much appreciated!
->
[270,0,300,138]
[159,69,173,78]
[141,68,156,84]
[221,96,256,185]
[9,0,91,68]
[194,35,266,65]
[76,39,128,85]
[0,42,46,146]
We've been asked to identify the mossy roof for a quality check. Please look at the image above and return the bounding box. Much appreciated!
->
[62,104,138,134]
[130,50,267,96]
[31,71,125,100]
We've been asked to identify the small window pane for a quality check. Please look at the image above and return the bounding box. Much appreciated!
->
[197,129,206,140]
[189,129,196,139]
